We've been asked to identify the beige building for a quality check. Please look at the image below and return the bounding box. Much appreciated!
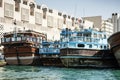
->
[101,20,113,37]
[112,13,120,33]
[82,16,102,29]
[0,0,81,41]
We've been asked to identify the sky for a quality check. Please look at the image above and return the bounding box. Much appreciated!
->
[35,0,120,19]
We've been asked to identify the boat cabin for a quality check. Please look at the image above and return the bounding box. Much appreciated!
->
[60,28,109,50]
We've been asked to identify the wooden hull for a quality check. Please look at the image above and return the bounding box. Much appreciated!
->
[108,32,120,66]
[40,58,64,67]
[60,48,118,68]
[5,56,40,65]
[4,47,41,65]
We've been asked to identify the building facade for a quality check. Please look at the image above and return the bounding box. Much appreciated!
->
[112,13,120,33]
[82,16,102,29]
[0,0,81,41]
[101,20,113,37]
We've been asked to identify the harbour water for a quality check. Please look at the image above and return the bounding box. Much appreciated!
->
[0,66,120,80]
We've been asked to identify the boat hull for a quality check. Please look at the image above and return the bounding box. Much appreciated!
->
[4,47,41,65]
[60,48,118,68]
[108,32,120,66]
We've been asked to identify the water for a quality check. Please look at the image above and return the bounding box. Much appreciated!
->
[0,66,120,80]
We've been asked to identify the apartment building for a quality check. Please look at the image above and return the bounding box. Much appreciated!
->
[112,13,120,33]
[0,0,81,41]
[101,20,113,37]
[82,16,102,29]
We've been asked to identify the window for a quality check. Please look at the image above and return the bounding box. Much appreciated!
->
[42,8,47,19]
[21,8,29,21]
[57,18,63,29]
[68,16,70,19]
[72,17,74,26]
[37,5,41,9]
[15,1,20,11]
[49,9,53,13]
[29,3,35,16]
[63,15,66,24]
[4,3,14,18]
[47,15,53,27]
[78,44,85,47]
[0,0,2,7]
[58,12,62,16]
[23,0,27,5]
[35,12,42,24]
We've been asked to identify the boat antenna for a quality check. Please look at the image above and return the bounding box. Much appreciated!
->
[83,8,85,17]
[74,2,77,18]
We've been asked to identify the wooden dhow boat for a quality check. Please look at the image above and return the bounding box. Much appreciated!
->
[60,28,118,68]
[1,30,47,65]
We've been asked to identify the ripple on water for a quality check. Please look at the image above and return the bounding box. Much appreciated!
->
[0,66,119,80]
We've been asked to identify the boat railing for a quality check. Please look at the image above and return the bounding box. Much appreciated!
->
[61,36,100,43]
[39,48,60,54]
[1,36,41,44]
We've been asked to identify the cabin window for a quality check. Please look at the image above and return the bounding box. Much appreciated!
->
[104,35,106,38]
[100,45,102,48]
[0,0,2,7]
[72,17,74,26]
[6,38,11,42]
[89,45,92,48]
[78,44,84,47]
[104,46,106,49]
[1,38,4,43]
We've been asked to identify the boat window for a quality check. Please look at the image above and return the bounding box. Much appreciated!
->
[11,37,15,41]
[99,34,102,38]
[104,35,106,38]
[17,37,21,41]
[89,45,92,48]
[100,45,102,49]
[104,46,106,49]
[1,38,4,42]
[94,33,97,38]
[5,38,11,42]
[78,44,84,47]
